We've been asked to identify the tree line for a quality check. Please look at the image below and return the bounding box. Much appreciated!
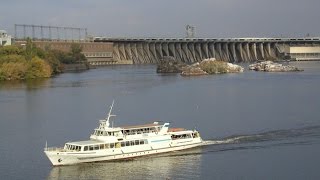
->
[0,39,87,81]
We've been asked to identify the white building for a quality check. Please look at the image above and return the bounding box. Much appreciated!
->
[288,46,320,61]
[0,30,12,46]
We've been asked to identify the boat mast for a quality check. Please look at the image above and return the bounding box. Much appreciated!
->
[106,100,116,128]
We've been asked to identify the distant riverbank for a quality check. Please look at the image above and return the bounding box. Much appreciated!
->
[0,39,88,81]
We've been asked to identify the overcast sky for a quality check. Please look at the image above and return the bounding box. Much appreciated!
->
[1,0,319,38]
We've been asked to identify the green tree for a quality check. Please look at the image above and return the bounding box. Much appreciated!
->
[25,57,52,79]
[45,50,62,74]
[0,61,28,80]
[0,45,24,56]
[25,38,33,61]
[70,43,87,63]
[0,54,26,64]
[33,46,47,59]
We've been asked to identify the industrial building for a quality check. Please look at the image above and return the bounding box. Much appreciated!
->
[0,30,12,46]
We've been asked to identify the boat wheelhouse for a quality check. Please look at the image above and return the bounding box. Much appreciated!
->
[44,102,204,166]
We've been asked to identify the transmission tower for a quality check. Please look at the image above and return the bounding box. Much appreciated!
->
[186,25,195,38]
[14,24,88,41]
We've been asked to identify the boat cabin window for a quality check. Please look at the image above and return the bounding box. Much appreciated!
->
[100,144,104,149]
[192,132,199,138]
[125,141,130,146]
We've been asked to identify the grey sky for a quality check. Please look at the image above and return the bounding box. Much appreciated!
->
[1,0,319,38]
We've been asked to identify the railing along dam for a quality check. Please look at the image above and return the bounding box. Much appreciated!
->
[94,38,320,64]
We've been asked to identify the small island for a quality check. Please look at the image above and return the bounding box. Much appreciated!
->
[157,58,244,76]
[249,61,303,72]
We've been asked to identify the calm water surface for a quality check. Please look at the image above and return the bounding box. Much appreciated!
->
[0,62,320,180]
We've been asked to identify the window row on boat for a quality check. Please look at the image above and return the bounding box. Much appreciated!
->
[93,130,120,137]
[65,144,82,151]
[83,142,120,151]
[171,132,199,140]
[121,127,161,135]
[65,139,149,152]
[120,139,148,147]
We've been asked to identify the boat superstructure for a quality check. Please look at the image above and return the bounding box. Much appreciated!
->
[44,102,204,166]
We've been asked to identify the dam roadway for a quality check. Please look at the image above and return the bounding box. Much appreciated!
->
[94,37,320,64]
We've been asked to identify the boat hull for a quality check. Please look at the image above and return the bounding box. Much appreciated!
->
[45,139,204,166]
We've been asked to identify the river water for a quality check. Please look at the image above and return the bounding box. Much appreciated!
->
[0,62,320,180]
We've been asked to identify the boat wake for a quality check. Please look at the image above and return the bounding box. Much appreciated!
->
[152,125,320,159]
[204,125,320,147]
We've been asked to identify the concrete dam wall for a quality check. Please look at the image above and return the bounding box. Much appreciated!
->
[113,41,280,63]
[95,38,320,64]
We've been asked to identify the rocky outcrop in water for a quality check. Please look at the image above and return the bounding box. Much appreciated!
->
[157,57,244,76]
[181,58,244,76]
[181,63,208,76]
[226,63,244,73]
[249,61,303,72]
[156,57,187,73]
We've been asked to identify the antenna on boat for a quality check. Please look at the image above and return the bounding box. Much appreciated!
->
[106,100,116,128]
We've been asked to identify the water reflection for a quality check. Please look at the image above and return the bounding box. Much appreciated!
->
[48,147,203,180]
[0,78,50,90]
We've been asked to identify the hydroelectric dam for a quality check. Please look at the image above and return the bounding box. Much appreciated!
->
[94,37,320,65]
[11,24,320,65]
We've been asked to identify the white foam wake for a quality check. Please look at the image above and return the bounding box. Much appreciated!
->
[203,135,260,146]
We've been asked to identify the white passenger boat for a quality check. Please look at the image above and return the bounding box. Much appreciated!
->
[44,102,204,166]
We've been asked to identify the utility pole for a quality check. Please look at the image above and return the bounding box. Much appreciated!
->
[23,25,26,39]
[14,24,17,40]
[32,25,35,40]
[40,25,44,40]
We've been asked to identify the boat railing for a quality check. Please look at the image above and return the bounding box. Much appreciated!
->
[44,147,65,152]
